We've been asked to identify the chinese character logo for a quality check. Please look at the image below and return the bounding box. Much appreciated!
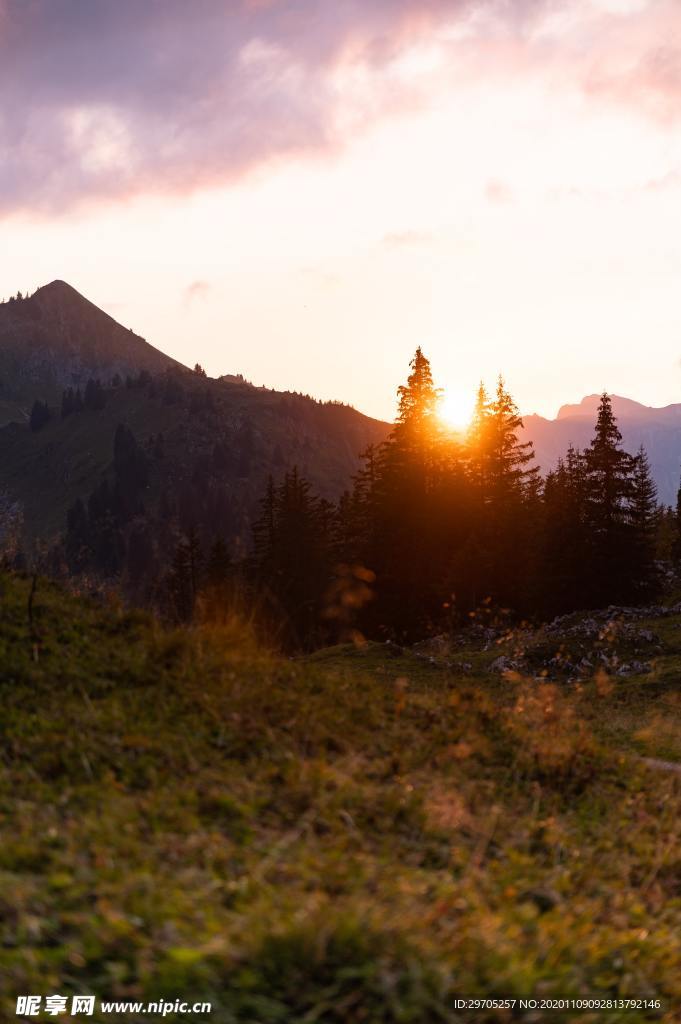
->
[45,995,68,1016]
[71,996,95,1016]
[16,996,41,1016]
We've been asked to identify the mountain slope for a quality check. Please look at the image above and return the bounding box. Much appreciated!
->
[0,374,388,545]
[0,281,389,547]
[0,281,177,423]
[556,394,681,423]
[522,394,681,504]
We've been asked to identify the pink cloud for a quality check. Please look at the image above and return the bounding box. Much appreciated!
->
[184,280,212,304]
[485,179,513,204]
[0,0,479,216]
[0,0,679,216]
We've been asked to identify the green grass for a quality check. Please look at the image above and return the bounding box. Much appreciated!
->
[0,573,680,1021]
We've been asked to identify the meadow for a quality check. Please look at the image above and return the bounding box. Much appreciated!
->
[0,573,679,1021]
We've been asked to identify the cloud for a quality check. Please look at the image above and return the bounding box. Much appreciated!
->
[184,280,212,304]
[643,170,681,192]
[484,179,513,204]
[579,8,681,122]
[382,229,435,247]
[0,0,476,215]
[0,0,679,216]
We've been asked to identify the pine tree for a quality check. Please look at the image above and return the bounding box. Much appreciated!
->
[85,480,123,576]
[251,469,333,648]
[126,521,156,588]
[584,395,632,524]
[394,347,442,451]
[252,476,276,568]
[200,536,235,614]
[630,446,657,529]
[339,444,382,565]
[466,382,492,504]
[65,498,90,571]
[541,446,588,614]
[168,529,203,622]
[113,424,148,508]
[464,377,539,612]
[582,394,635,605]
[206,537,232,589]
[345,350,470,638]
[29,400,51,432]
[84,378,106,411]
[673,472,681,565]
[486,376,539,504]
[628,446,659,601]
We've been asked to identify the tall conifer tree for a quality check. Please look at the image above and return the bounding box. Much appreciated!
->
[583,394,635,604]
[628,446,659,601]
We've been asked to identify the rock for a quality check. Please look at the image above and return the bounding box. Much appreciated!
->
[616,660,650,677]
[519,888,561,913]
[489,655,521,674]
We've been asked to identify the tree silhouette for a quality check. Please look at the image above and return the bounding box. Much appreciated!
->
[168,528,203,622]
[583,393,634,604]
[29,400,51,432]
[84,378,106,411]
[251,468,334,648]
[628,445,659,601]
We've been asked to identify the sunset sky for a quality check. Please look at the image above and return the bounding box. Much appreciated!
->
[1,0,681,423]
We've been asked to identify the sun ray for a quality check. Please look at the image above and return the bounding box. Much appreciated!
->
[439,388,475,432]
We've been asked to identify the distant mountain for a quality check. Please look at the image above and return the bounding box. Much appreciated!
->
[556,394,681,424]
[5,281,680,554]
[0,282,389,549]
[522,394,681,504]
[0,281,177,423]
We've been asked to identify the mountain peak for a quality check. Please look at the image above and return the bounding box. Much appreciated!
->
[556,394,657,421]
[34,278,88,301]
[38,279,73,293]
[0,279,179,422]
[33,279,118,316]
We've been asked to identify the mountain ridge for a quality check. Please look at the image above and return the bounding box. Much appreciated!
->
[0,281,389,548]
[555,393,681,423]
[521,394,681,504]
[2,278,681,540]
[0,280,178,424]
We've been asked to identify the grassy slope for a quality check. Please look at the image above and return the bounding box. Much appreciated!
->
[0,391,186,541]
[0,575,680,1022]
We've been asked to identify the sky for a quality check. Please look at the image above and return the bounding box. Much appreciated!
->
[1,0,681,425]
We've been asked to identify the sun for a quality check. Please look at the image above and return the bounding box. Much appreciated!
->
[439,389,475,433]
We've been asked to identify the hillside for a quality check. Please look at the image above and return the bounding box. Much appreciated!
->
[0,283,388,547]
[522,395,681,505]
[0,282,176,423]
[0,373,388,547]
[4,280,681,549]
[0,571,679,1021]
